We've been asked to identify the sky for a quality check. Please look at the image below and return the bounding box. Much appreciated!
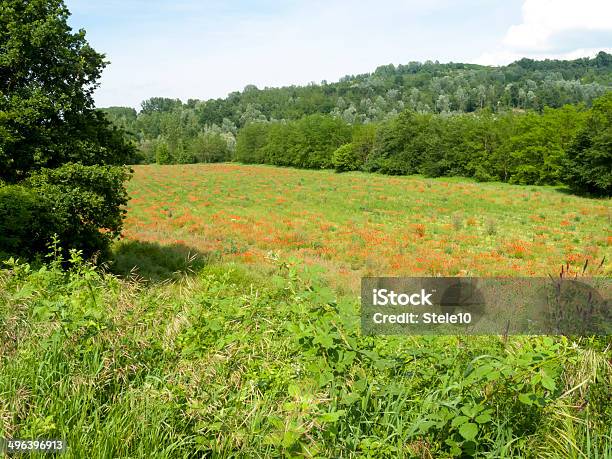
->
[65,0,612,109]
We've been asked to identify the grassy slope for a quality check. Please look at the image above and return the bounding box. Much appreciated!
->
[1,164,611,458]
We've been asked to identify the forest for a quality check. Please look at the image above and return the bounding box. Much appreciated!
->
[103,53,612,194]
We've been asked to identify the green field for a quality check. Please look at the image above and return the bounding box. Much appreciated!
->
[1,164,611,458]
[122,164,610,286]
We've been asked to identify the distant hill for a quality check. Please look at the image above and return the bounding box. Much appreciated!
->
[102,51,611,131]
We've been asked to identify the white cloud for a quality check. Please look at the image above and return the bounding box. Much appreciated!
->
[477,0,612,65]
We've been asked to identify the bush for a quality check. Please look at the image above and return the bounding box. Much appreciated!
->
[155,142,172,164]
[0,185,56,259]
[364,111,431,175]
[234,122,270,163]
[189,132,230,163]
[332,143,358,172]
[293,115,351,169]
[23,163,132,259]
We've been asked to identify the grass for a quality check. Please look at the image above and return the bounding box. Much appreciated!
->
[124,164,611,290]
[0,163,611,458]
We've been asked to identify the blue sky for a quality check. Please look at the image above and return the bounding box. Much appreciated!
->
[65,0,612,109]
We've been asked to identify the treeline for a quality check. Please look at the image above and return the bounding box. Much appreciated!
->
[102,52,612,164]
[235,93,612,195]
[235,115,351,168]
[101,104,235,165]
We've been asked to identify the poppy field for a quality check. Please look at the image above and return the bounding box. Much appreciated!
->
[122,163,611,286]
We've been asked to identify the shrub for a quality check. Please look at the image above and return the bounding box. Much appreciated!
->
[0,0,135,261]
[155,142,172,164]
[234,122,270,163]
[25,163,132,259]
[332,143,358,172]
[0,185,56,259]
[189,132,230,163]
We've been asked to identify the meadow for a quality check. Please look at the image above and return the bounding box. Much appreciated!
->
[1,163,611,458]
[122,163,611,287]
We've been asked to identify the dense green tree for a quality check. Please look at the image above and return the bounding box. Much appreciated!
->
[564,92,612,195]
[232,97,607,192]
[0,0,135,182]
[234,115,350,169]
[0,0,134,259]
[155,141,172,165]
[140,97,182,115]
[365,111,431,175]
[293,115,351,169]
[234,122,269,163]
[189,132,230,163]
[332,144,359,172]
[260,122,297,166]
[502,106,586,185]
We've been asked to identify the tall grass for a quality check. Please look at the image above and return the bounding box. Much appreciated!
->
[1,249,610,457]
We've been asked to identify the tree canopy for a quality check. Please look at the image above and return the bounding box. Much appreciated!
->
[564,92,612,194]
[0,0,134,183]
[0,0,134,259]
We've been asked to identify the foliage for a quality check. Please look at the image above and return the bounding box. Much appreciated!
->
[365,111,432,175]
[235,98,609,190]
[0,185,57,259]
[0,0,135,260]
[332,143,358,172]
[106,52,611,133]
[234,122,269,163]
[26,163,132,258]
[0,163,131,261]
[103,53,611,167]
[0,0,136,181]
[564,92,612,195]
[188,132,231,163]
[235,115,351,169]
[228,94,609,190]
[155,141,172,165]
[1,249,610,457]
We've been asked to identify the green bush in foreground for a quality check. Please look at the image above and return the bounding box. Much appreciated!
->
[0,185,57,259]
[0,164,131,260]
[1,252,611,458]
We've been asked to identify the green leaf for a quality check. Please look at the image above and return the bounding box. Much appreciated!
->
[287,384,301,397]
[314,333,334,349]
[459,422,478,441]
[518,392,536,406]
[475,413,492,424]
[451,415,470,427]
[340,392,361,406]
[460,404,483,417]
[318,410,346,423]
[541,371,556,391]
